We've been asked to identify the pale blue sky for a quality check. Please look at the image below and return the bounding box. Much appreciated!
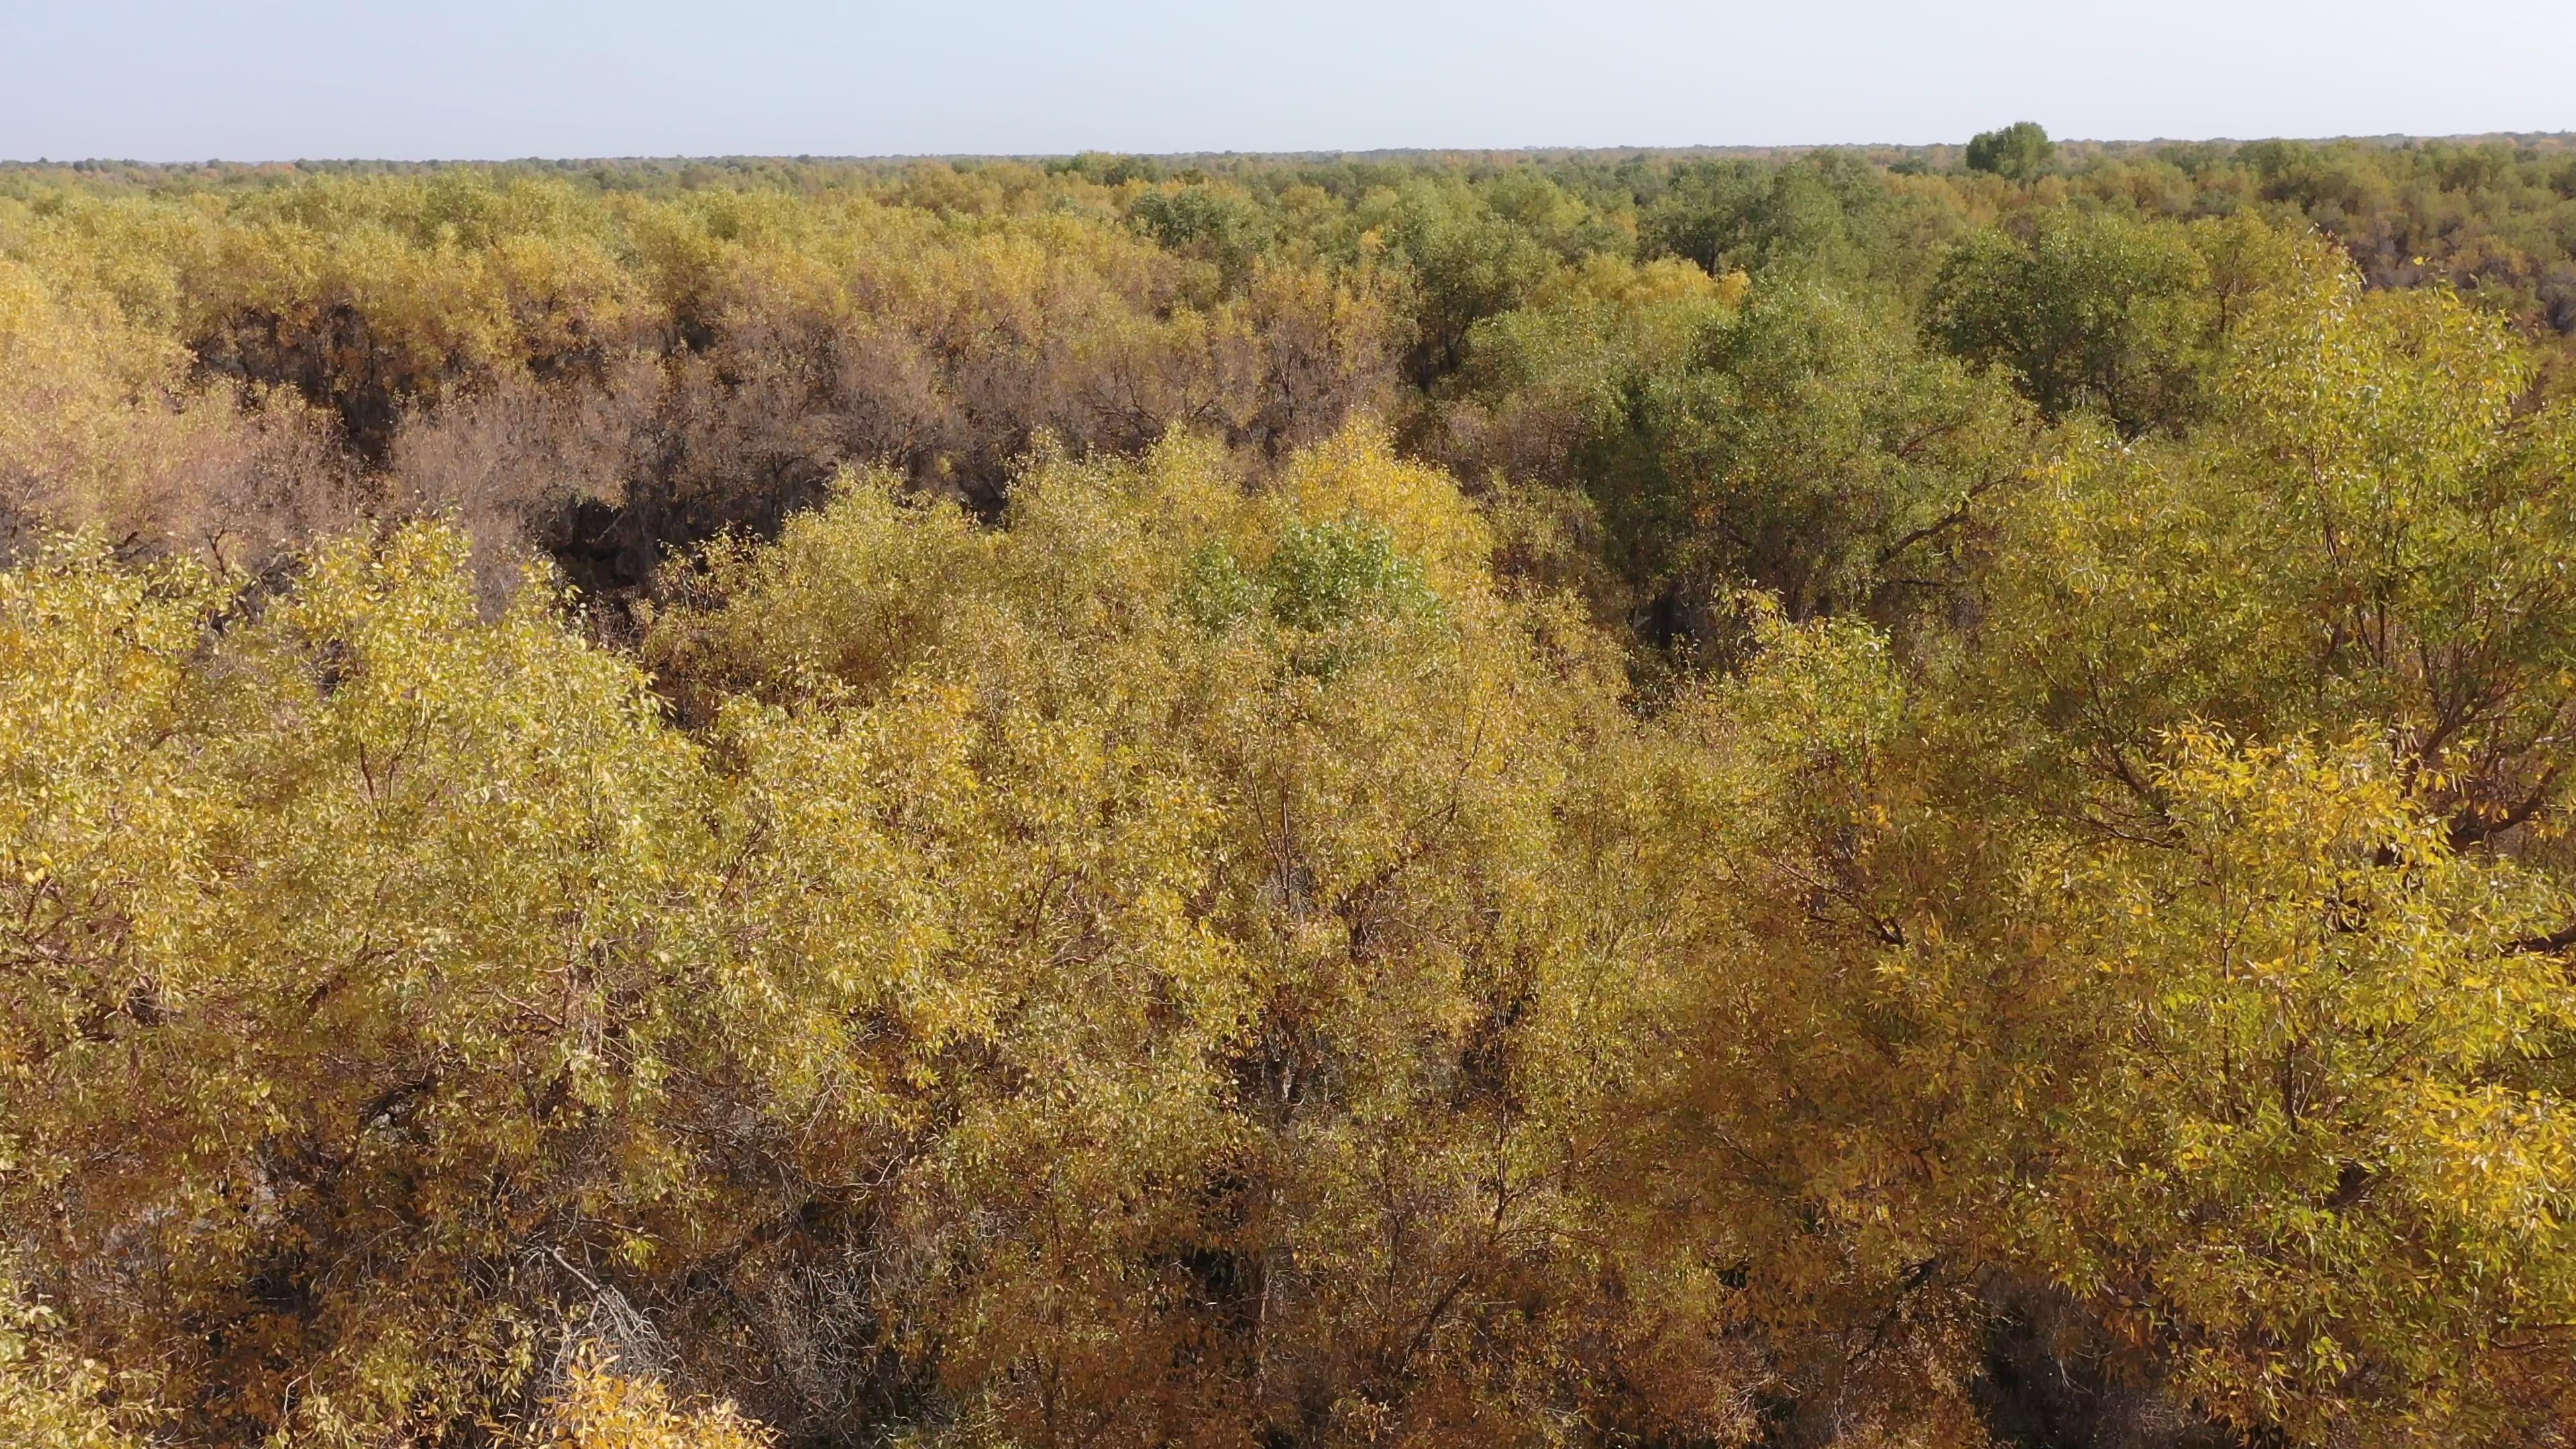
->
[4,0,2571,162]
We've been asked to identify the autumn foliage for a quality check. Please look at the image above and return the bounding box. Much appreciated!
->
[6,146,2576,1448]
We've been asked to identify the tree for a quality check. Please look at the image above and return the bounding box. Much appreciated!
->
[1642,149,1971,296]
[2,432,1764,1445]
[1358,177,1594,386]
[1656,237,2576,1446]
[1443,268,2029,639]
[1924,210,2299,434]
[1966,121,2057,182]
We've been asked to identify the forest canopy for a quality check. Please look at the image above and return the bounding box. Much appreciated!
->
[7,132,2576,1449]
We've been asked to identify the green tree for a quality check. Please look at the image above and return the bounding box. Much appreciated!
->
[1924,209,2297,434]
[1643,149,1970,295]
[1445,270,2029,636]
[1359,178,1580,385]
[1966,121,2057,182]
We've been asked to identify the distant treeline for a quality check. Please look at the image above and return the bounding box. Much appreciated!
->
[7,129,2576,1449]
[8,129,2576,606]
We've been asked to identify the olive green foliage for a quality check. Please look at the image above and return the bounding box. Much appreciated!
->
[1129,184,1275,286]
[1642,150,1972,295]
[1441,260,2027,632]
[1925,211,2302,434]
[1185,517,1436,637]
[8,144,2576,1449]
[1966,121,2057,182]
[1360,176,1620,385]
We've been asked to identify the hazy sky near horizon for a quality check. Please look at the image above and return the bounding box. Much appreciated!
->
[5,0,2571,162]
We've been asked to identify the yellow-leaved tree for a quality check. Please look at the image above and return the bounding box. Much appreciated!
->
[1631,235,2576,1446]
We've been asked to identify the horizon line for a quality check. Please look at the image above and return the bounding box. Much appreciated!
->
[9,130,2576,170]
